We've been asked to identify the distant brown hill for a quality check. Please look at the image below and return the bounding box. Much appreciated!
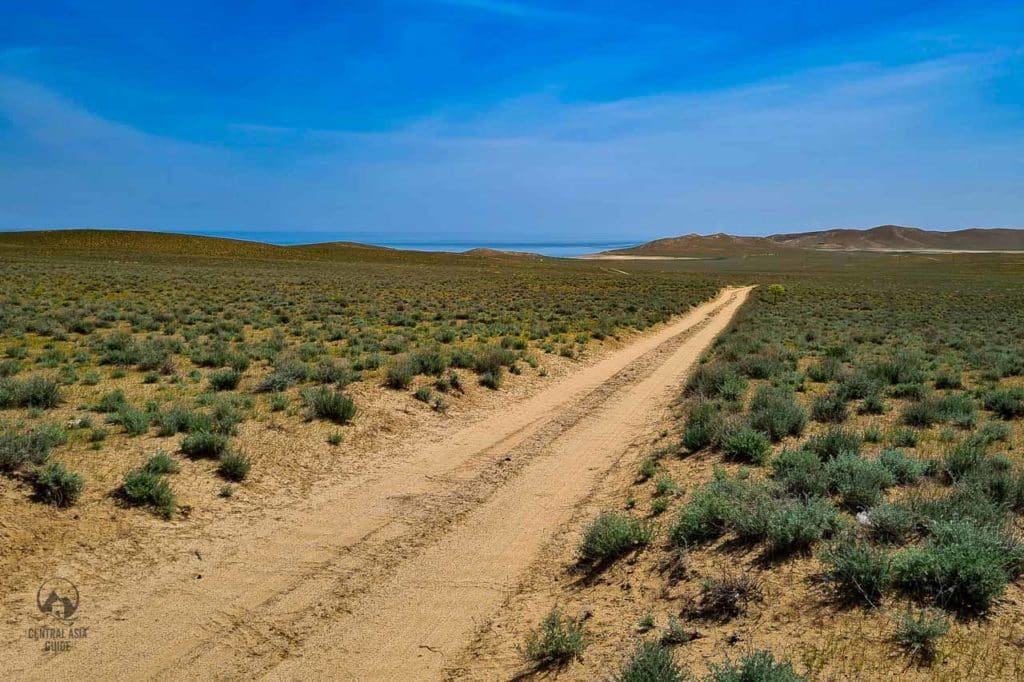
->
[602,225,1024,257]
[768,225,1024,251]
[600,233,797,258]
[0,229,532,264]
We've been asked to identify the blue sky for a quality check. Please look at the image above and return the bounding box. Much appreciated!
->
[0,0,1022,243]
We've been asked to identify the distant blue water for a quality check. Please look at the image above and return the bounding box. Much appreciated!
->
[372,241,638,257]
[175,230,638,257]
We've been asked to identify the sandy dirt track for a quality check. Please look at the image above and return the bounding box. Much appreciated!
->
[1,286,751,681]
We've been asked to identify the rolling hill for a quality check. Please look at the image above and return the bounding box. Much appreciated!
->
[598,233,798,258]
[600,225,1024,257]
[768,225,1024,251]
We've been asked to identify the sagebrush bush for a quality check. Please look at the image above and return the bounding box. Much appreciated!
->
[0,425,62,472]
[763,497,840,554]
[878,448,929,485]
[578,511,652,562]
[121,469,176,518]
[218,450,251,481]
[682,401,722,452]
[943,435,989,481]
[806,356,841,383]
[720,422,771,464]
[867,502,918,544]
[32,462,83,507]
[686,363,745,400]
[670,473,751,546]
[771,448,828,498]
[826,454,895,511]
[0,375,62,409]
[524,608,588,668]
[811,390,848,424]
[110,406,150,437]
[614,642,686,682]
[819,534,891,603]
[181,430,228,458]
[805,428,861,460]
[142,450,179,474]
[892,519,1024,612]
[301,386,356,424]
[982,388,1024,420]
[748,386,806,441]
[208,367,242,391]
[895,608,949,661]
[384,355,416,389]
[706,651,806,682]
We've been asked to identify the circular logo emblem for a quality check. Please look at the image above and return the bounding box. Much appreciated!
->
[36,578,79,620]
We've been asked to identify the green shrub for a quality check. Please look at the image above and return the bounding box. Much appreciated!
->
[111,406,150,437]
[413,386,432,403]
[771,448,828,498]
[614,642,686,682]
[578,511,652,562]
[155,405,210,436]
[837,370,882,401]
[121,469,176,518]
[819,535,891,603]
[748,386,806,441]
[867,502,918,544]
[811,391,848,424]
[982,388,1024,419]
[142,450,179,474]
[862,424,884,442]
[670,473,750,546]
[301,386,356,424]
[806,356,841,383]
[385,350,415,387]
[218,450,251,481]
[686,363,745,400]
[524,608,588,668]
[805,428,861,460]
[410,347,450,376]
[0,375,62,409]
[858,393,886,415]
[873,352,925,385]
[682,401,722,452]
[934,370,963,390]
[763,497,840,554]
[889,383,929,401]
[891,428,919,448]
[706,651,806,682]
[721,423,771,464]
[826,454,895,511]
[256,357,309,392]
[0,425,62,472]
[894,608,949,661]
[313,359,353,386]
[32,462,83,507]
[479,369,502,389]
[902,394,976,427]
[878,449,928,485]
[943,436,989,481]
[892,519,1024,612]
[181,431,228,458]
[208,368,242,391]
[94,389,128,413]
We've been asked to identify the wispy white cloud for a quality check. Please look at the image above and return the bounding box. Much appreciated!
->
[1,38,1022,239]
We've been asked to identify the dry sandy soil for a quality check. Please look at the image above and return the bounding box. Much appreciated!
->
[0,286,750,681]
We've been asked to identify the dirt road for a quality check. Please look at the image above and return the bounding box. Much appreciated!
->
[1,286,751,681]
